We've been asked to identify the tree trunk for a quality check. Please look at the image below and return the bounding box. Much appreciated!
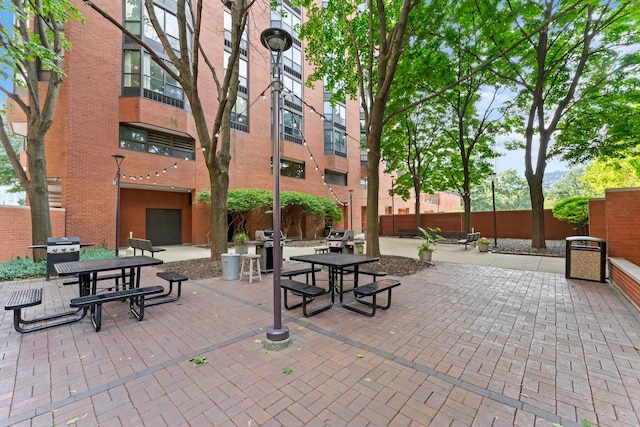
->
[414,195,421,229]
[207,110,232,258]
[25,134,52,262]
[527,172,546,249]
[462,191,471,233]
[365,105,385,256]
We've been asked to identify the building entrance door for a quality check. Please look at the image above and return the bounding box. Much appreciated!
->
[146,209,182,245]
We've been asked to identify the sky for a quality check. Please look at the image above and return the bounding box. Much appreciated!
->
[479,88,572,176]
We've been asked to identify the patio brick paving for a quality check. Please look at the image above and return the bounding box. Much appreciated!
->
[1,261,640,426]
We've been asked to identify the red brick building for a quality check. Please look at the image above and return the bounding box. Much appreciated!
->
[6,0,454,251]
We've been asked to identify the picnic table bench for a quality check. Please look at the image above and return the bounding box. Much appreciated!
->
[341,278,401,317]
[281,264,322,285]
[128,238,166,257]
[70,285,165,332]
[281,279,334,317]
[457,232,480,250]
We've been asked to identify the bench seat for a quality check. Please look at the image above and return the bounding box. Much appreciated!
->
[457,232,480,250]
[70,285,164,332]
[281,265,321,285]
[342,279,401,317]
[128,238,166,257]
[146,271,188,306]
[398,229,421,238]
[5,288,87,333]
[281,279,333,317]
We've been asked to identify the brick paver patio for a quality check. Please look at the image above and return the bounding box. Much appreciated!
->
[2,262,640,426]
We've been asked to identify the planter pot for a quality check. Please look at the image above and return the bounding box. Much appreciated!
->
[235,245,248,255]
[419,251,433,262]
[478,242,490,252]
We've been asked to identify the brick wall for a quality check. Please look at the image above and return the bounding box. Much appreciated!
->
[604,188,640,266]
[609,259,640,309]
[588,199,606,240]
[0,206,66,262]
[380,209,579,240]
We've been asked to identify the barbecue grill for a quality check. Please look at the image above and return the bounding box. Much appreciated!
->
[326,229,355,253]
[45,237,81,280]
[29,237,94,280]
[255,230,286,272]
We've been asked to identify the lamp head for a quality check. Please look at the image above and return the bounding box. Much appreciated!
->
[260,27,293,53]
[112,153,125,166]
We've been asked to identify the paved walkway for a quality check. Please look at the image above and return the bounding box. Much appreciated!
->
[152,237,567,274]
[1,240,638,426]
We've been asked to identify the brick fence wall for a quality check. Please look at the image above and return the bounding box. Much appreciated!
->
[0,206,66,261]
[380,209,579,240]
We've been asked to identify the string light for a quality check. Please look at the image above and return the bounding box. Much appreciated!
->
[113,81,358,207]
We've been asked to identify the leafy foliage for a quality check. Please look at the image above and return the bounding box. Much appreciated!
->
[581,157,640,195]
[0,248,114,281]
[417,227,443,256]
[552,196,590,233]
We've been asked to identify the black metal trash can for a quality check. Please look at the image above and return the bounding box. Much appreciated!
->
[565,236,606,283]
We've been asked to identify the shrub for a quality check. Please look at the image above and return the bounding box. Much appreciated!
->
[552,196,589,233]
[0,248,115,281]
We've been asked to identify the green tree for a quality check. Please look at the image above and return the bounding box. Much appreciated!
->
[0,1,83,261]
[383,102,453,229]
[552,196,590,234]
[86,0,254,260]
[581,157,640,195]
[227,189,272,235]
[470,169,530,211]
[478,0,640,248]
[300,0,446,256]
[0,127,22,193]
[545,168,598,205]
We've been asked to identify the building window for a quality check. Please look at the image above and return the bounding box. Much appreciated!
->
[283,75,302,110]
[360,178,367,189]
[143,52,184,106]
[325,170,347,186]
[360,148,367,165]
[282,158,305,179]
[224,51,248,95]
[231,96,248,132]
[119,124,195,159]
[271,4,301,39]
[271,157,305,179]
[324,129,347,157]
[123,50,185,108]
[284,110,303,144]
[282,45,302,78]
[124,50,141,88]
[125,0,142,35]
[324,101,346,128]
[224,10,248,56]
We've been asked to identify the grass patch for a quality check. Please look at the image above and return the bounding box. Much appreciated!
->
[0,248,115,281]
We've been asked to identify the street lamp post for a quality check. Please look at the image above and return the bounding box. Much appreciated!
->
[491,172,498,248]
[349,189,353,230]
[112,154,125,257]
[261,27,293,344]
[390,176,395,236]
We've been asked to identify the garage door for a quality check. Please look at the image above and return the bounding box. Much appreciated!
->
[146,209,182,245]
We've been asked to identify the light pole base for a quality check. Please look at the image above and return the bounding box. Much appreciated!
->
[264,330,292,351]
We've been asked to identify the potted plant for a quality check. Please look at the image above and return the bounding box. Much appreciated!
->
[478,237,491,252]
[417,227,443,262]
[232,231,249,254]
[354,241,365,255]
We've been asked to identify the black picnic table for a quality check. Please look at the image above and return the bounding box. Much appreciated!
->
[288,253,380,308]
